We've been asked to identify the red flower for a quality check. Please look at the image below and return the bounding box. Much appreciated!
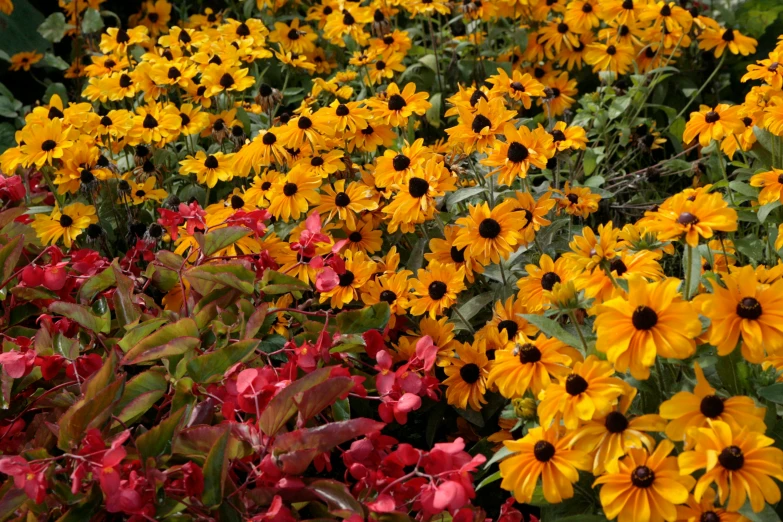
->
[0,349,36,378]
[0,456,47,503]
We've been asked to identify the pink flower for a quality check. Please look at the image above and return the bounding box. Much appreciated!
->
[0,349,36,378]
[420,480,469,516]
[0,456,47,503]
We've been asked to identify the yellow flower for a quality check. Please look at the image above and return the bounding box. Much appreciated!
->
[32,203,98,248]
[315,179,378,229]
[179,151,236,188]
[267,167,322,222]
[500,425,591,504]
[696,264,783,361]
[481,124,554,186]
[409,261,466,318]
[678,420,783,513]
[443,342,490,411]
[750,167,783,205]
[452,200,524,265]
[21,118,74,168]
[594,276,701,379]
[517,254,573,310]
[487,68,545,109]
[537,355,626,430]
[683,104,746,147]
[366,82,431,128]
[660,362,766,443]
[644,189,737,247]
[319,250,376,309]
[584,42,635,74]
[594,439,692,522]
[698,19,757,58]
[9,51,43,72]
[446,96,517,154]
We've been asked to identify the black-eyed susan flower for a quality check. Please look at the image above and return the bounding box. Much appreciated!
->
[443,341,490,411]
[565,221,621,273]
[597,0,644,25]
[644,190,737,247]
[452,200,525,265]
[9,51,43,72]
[426,225,484,283]
[678,420,783,513]
[750,167,783,205]
[675,488,749,522]
[179,151,236,188]
[487,69,545,110]
[549,121,588,152]
[383,158,456,232]
[313,100,371,136]
[487,333,576,398]
[571,385,666,474]
[374,138,431,188]
[127,177,168,205]
[696,264,783,361]
[594,276,701,379]
[500,425,591,504]
[482,124,554,186]
[659,362,766,443]
[21,119,74,168]
[584,42,635,74]
[683,104,746,147]
[320,250,377,308]
[446,97,517,154]
[316,179,378,229]
[267,167,322,222]
[129,103,181,146]
[558,182,601,218]
[698,19,757,58]
[742,50,783,89]
[538,355,626,429]
[236,129,290,174]
[342,217,383,254]
[513,190,556,246]
[409,261,466,318]
[640,1,693,32]
[32,203,98,248]
[541,71,579,117]
[269,19,318,54]
[578,250,663,305]
[594,439,692,522]
[517,254,572,310]
[361,270,412,320]
[479,297,539,352]
[538,18,581,54]
[367,82,431,128]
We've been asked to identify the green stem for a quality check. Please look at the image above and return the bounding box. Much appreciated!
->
[663,53,726,135]
[567,310,589,353]
[452,306,475,334]
[684,244,694,300]
[40,167,64,209]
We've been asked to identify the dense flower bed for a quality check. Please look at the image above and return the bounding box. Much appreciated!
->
[1,0,783,520]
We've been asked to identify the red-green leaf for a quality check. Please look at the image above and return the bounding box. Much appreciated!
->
[202,427,231,507]
[203,226,252,256]
[48,301,110,334]
[258,367,331,436]
[121,318,199,365]
[297,377,354,424]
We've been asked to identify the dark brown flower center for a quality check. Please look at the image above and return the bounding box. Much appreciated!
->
[262,132,277,145]
[632,306,658,330]
[718,446,744,471]
[610,258,628,276]
[388,94,407,111]
[204,155,219,169]
[471,115,491,134]
[704,111,720,124]
[143,114,158,129]
[631,466,655,488]
[518,343,542,364]
[533,440,555,462]
[339,270,355,287]
[393,154,411,171]
[700,395,724,418]
[231,195,245,209]
[736,297,762,320]
[428,281,448,300]
[479,218,501,239]
[460,363,481,384]
[565,374,588,395]
[507,142,529,163]
[606,45,617,55]
[498,320,519,338]
[408,177,429,198]
[283,183,298,196]
[450,246,466,263]
[677,212,699,225]
[41,139,57,152]
[379,290,397,304]
[59,214,74,227]
[605,411,629,433]
[541,272,561,291]
[334,192,351,207]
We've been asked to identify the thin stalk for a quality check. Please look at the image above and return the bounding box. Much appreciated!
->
[663,53,726,135]
[567,310,589,353]
[426,16,443,93]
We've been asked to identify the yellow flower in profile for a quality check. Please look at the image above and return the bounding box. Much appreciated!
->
[179,151,236,188]
[550,121,588,151]
[0,0,13,15]
[645,190,737,247]
[538,355,626,429]
[696,264,783,361]
[659,362,766,443]
[9,51,43,72]
[487,333,575,399]
[742,51,783,89]
[32,203,99,248]
[750,167,783,205]
[500,425,591,504]
[453,200,525,266]
[678,420,783,513]
[425,225,484,284]
[683,104,746,147]
[698,19,757,58]
[409,261,466,318]
[594,276,701,380]
[584,42,635,74]
[443,341,490,411]
[594,439,692,522]
[21,119,74,168]
[676,487,750,522]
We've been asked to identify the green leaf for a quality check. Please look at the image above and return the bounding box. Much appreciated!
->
[122,318,200,365]
[260,269,310,294]
[476,470,501,491]
[335,303,390,335]
[202,427,231,507]
[332,398,350,422]
[203,226,252,256]
[758,201,782,224]
[186,339,259,383]
[522,314,584,350]
[38,53,70,70]
[58,377,125,450]
[136,406,187,461]
[48,301,110,334]
[186,263,255,294]
[419,54,438,73]
[308,479,364,514]
[259,367,331,436]
[80,8,104,33]
[112,263,141,328]
[758,383,783,404]
[447,186,486,207]
[78,265,116,304]
[0,236,23,289]
[738,502,782,522]
[583,149,598,176]
[453,292,494,329]
[729,181,758,198]
[118,318,168,352]
[112,370,168,426]
[425,92,442,128]
[37,12,72,43]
